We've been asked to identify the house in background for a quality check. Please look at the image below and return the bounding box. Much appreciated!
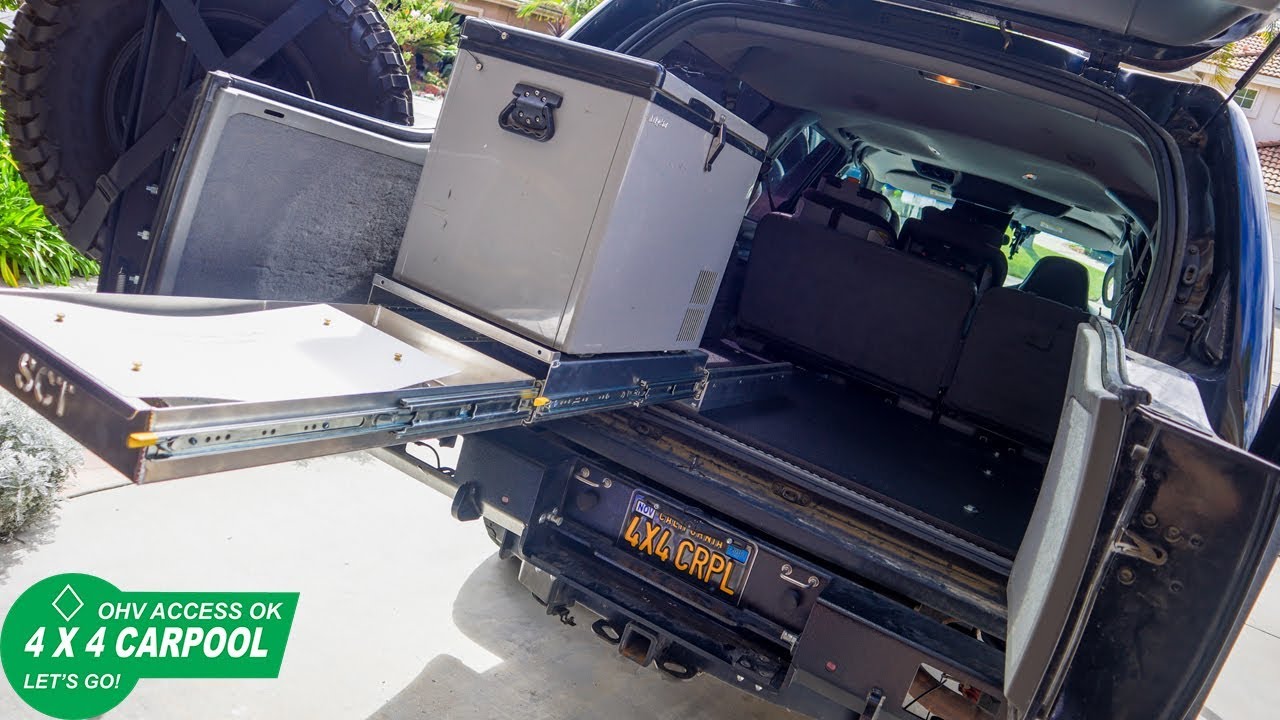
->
[1187,35,1280,307]
[449,0,555,33]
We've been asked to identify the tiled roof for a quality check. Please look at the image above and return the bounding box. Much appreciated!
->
[1257,141,1280,194]
[1211,34,1280,79]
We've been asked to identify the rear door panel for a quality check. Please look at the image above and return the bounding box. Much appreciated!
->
[1046,409,1280,719]
[1006,320,1280,719]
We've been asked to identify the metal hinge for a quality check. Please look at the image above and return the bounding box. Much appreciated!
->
[1113,528,1168,566]
[1083,51,1120,89]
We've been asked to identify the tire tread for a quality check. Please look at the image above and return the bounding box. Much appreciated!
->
[1,0,413,233]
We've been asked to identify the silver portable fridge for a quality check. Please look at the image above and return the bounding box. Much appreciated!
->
[393,19,767,355]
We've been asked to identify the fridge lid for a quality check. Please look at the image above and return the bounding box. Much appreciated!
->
[460,19,767,159]
[461,18,668,98]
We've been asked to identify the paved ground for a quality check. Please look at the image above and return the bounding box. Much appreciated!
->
[412,95,443,129]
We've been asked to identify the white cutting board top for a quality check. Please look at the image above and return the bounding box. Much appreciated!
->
[0,295,458,403]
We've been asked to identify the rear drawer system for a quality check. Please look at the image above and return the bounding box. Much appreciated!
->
[374,429,1006,719]
[0,277,787,483]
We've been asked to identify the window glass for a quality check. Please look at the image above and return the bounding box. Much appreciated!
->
[746,127,837,219]
[1005,233,1112,316]
[772,127,819,182]
[876,182,1116,317]
[875,185,953,222]
[1234,87,1259,110]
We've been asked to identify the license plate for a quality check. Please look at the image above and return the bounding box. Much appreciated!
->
[618,492,755,602]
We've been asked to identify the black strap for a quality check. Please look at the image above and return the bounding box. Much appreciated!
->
[68,0,331,252]
[159,0,228,68]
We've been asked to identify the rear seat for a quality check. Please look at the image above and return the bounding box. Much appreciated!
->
[738,212,977,400]
[942,261,1092,444]
[796,177,897,245]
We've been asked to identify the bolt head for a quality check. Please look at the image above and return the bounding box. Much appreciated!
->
[1140,512,1158,528]
[1117,567,1136,585]
[1164,526,1183,543]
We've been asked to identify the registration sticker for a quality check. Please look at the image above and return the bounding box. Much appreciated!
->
[618,492,756,602]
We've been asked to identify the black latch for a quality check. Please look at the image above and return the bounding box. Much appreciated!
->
[499,83,563,142]
[704,117,726,172]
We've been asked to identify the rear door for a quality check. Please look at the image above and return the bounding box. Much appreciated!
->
[1005,319,1280,719]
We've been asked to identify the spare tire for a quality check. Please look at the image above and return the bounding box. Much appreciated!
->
[1,0,413,235]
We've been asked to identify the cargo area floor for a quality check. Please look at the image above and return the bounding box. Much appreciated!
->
[698,370,1046,555]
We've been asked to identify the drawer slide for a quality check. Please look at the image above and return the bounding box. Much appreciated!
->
[0,292,537,483]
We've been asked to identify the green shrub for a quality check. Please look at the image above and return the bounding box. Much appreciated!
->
[0,108,100,286]
[0,392,82,538]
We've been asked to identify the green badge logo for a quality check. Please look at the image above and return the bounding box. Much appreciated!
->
[1,573,298,719]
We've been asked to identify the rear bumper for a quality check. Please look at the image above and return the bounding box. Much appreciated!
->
[375,426,1005,717]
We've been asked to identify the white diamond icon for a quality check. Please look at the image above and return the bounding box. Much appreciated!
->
[52,585,84,622]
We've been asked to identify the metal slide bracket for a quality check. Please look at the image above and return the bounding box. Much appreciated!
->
[371,275,719,421]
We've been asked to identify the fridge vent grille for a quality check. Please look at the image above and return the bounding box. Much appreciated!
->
[690,270,720,306]
[677,308,706,342]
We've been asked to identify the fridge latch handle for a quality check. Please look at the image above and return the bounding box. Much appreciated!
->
[499,83,563,142]
[704,117,726,172]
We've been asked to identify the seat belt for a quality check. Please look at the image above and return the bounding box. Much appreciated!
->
[68,0,330,253]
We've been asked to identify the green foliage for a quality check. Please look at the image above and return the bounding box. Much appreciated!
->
[516,0,602,36]
[0,0,18,28]
[0,110,99,287]
[1204,25,1280,93]
[0,392,82,538]
[383,1,459,63]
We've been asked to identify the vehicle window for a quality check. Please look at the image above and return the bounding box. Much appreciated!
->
[747,127,839,220]
[1005,233,1114,316]
[773,127,821,180]
[875,185,953,222]
[869,179,1118,317]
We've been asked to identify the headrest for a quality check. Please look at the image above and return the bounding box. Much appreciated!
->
[913,207,1007,249]
[795,189,894,245]
[1018,256,1091,311]
[814,177,893,224]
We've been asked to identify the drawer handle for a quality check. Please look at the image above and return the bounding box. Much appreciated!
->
[499,83,563,142]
